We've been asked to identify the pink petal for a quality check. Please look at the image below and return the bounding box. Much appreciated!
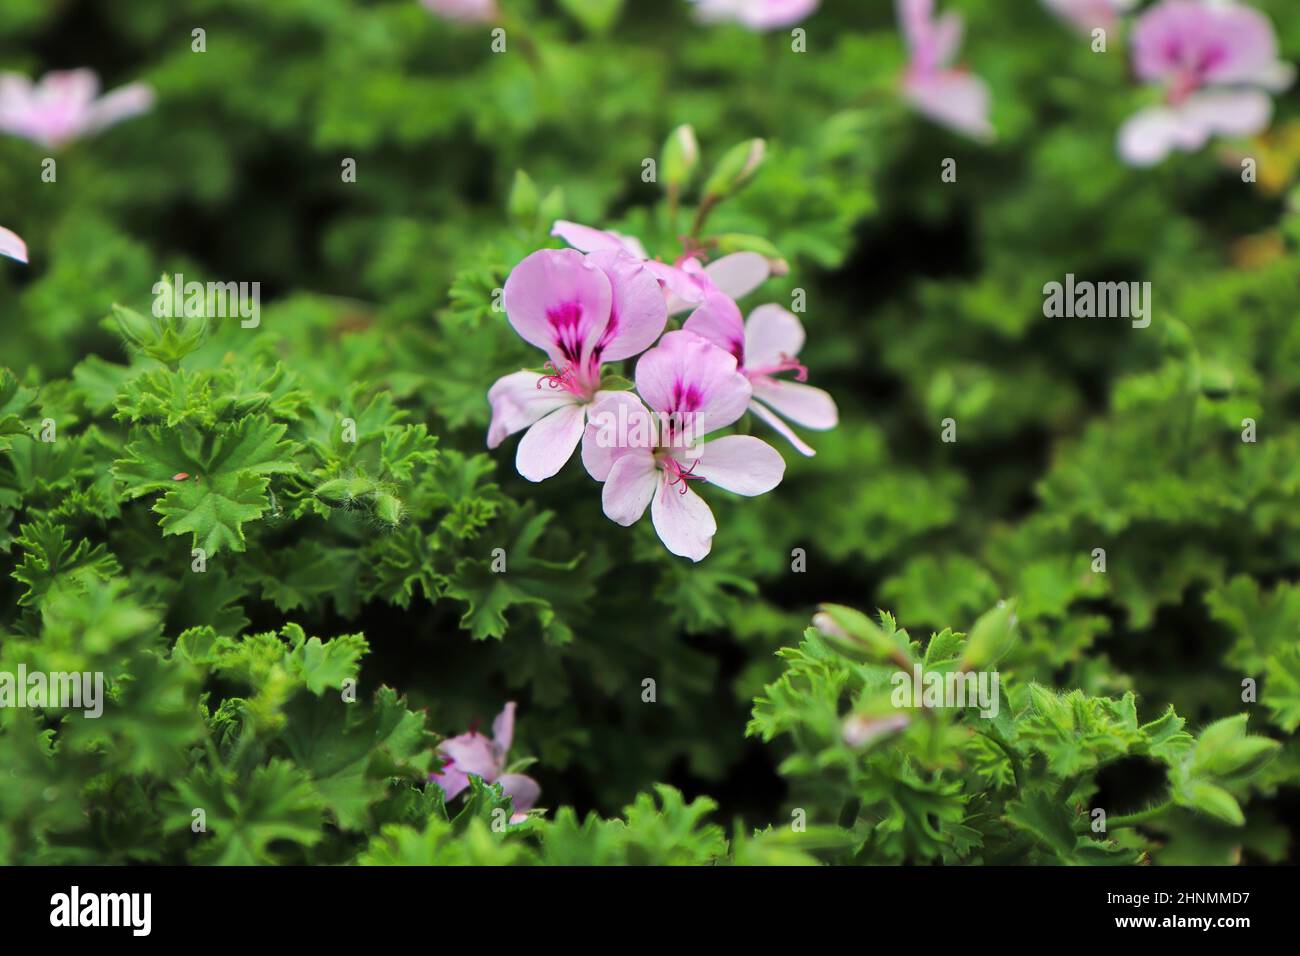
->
[650,475,717,562]
[491,702,516,756]
[743,304,805,369]
[421,0,500,23]
[682,291,746,363]
[749,399,818,457]
[1181,89,1274,139]
[582,392,658,481]
[691,435,785,496]
[503,248,613,370]
[1117,105,1186,166]
[430,763,473,801]
[497,773,540,813]
[0,226,27,264]
[903,70,995,142]
[692,0,819,31]
[1118,91,1273,167]
[550,220,648,259]
[84,82,154,136]
[587,250,668,362]
[897,0,934,54]
[634,330,752,439]
[1132,0,1288,89]
[927,10,965,69]
[703,252,770,302]
[1042,0,1134,34]
[487,370,581,449]
[516,402,587,482]
[436,730,499,795]
[751,377,839,430]
[601,451,659,526]
[654,258,711,315]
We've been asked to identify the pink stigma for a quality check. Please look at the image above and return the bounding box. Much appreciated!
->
[663,457,706,495]
[537,361,578,391]
[750,353,808,382]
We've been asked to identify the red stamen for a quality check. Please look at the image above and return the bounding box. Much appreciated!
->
[536,360,577,391]
[664,457,706,495]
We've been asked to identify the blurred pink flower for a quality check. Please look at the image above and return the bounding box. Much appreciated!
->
[0,69,153,149]
[430,702,539,823]
[420,0,499,24]
[684,293,837,456]
[552,219,771,314]
[489,248,667,481]
[1118,0,1293,166]
[1041,0,1136,34]
[0,226,27,264]
[581,330,785,561]
[688,0,819,31]
[897,0,995,141]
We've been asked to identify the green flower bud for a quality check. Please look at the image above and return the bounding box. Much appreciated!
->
[660,124,700,192]
[702,138,766,203]
[960,600,1018,670]
[1191,714,1280,780]
[314,478,352,502]
[1174,779,1244,827]
[110,304,156,349]
[508,169,540,226]
[373,492,403,526]
[812,604,907,663]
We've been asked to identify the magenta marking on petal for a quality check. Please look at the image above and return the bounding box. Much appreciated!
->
[669,379,704,413]
[546,301,586,363]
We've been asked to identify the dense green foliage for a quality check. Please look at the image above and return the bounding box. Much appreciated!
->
[1,0,1298,864]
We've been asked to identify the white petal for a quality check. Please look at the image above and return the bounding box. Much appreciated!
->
[650,475,717,562]
[691,434,785,496]
[751,378,838,429]
[515,403,587,482]
[601,452,659,526]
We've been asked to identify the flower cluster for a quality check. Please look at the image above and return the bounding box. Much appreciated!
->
[487,221,838,561]
[897,0,995,142]
[1118,0,1294,166]
[0,69,153,150]
[429,702,539,823]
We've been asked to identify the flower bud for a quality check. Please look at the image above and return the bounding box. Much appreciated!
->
[813,604,906,663]
[1191,714,1280,780]
[842,713,909,749]
[660,124,700,192]
[960,600,1018,670]
[702,138,765,203]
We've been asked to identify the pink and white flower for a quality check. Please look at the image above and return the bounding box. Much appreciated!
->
[0,69,154,150]
[1041,0,1137,34]
[419,0,499,23]
[0,227,27,264]
[1118,0,1294,166]
[551,219,771,315]
[684,292,837,457]
[489,248,668,481]
[897,0,995,141]
[581,330,785,561]
[429,702,539,824]
[688,0,820,31]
